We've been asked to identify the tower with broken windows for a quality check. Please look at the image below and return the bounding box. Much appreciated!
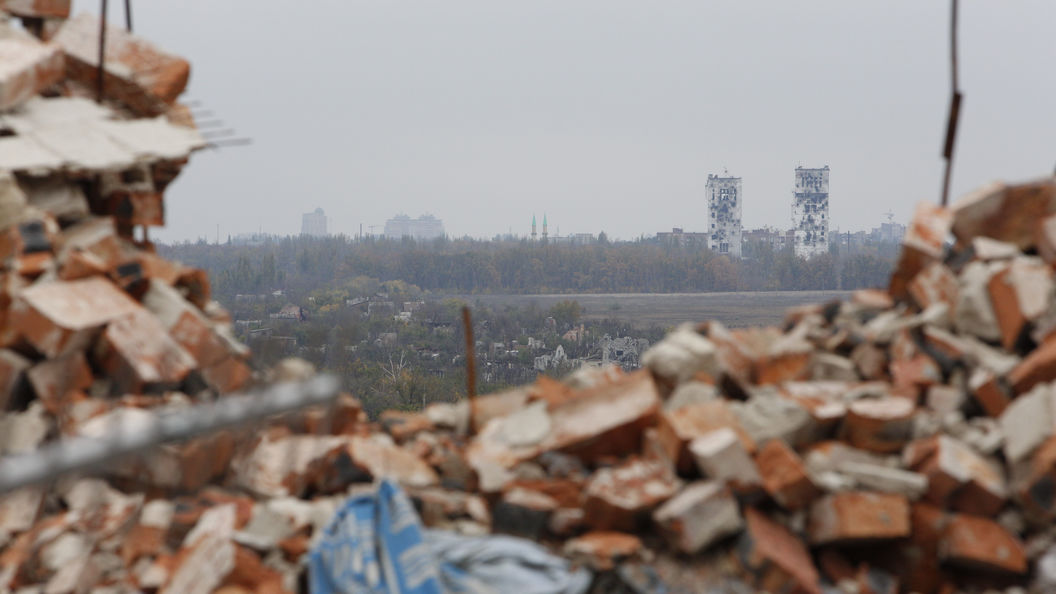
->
[706,174,743,258]
[792,166,829,259]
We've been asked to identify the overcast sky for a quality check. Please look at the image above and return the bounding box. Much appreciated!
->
[75,1,1056,241]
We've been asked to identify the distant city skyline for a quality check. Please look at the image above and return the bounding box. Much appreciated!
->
[112,1,1056,244]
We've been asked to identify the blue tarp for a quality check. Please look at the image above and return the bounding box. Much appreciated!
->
[309,480,591,594]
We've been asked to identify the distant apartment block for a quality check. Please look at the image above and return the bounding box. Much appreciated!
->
[384,214,444,240]
[656,228,710,248]
[742,226,795,251]
[706,174,743,258]
[301,208,327,237]
[792,166,829,258]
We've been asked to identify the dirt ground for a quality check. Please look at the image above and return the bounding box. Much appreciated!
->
[459,290,852,329]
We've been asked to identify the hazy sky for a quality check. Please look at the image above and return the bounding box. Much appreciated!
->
[75,1,1056,241]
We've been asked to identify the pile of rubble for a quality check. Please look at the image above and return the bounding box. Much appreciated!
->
[6,3,1056,593]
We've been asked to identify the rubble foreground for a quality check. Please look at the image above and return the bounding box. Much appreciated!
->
[5,3,1056,593]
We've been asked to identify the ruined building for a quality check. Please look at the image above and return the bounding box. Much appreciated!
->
[792,166,830,258]
[301,207,327,236]
[706,173,742,258]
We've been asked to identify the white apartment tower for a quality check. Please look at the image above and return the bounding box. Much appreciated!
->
[706,174,742,258]
[301,208,327,237]
[792,166,829,259]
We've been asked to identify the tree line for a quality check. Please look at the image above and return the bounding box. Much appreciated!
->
[160,235,894,303]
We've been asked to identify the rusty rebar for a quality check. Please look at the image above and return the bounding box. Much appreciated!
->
[462,305,477,409]
[97,0,108,103]
[124,0,132,31]
[940,0,961,207]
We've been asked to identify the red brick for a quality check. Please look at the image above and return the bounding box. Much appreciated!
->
[987,258,1054,351]
[968,369,1010,418]
[0,24,64,110]
[889,202,952,301]
[841,396,916,453]
[26,350,92,414]
[0,0,70,18]
[0,348,30,411]
[940,514,1026,574]
[852,288,894,311]
[1017,435,1056,520]
[808,491,910,544]
[737,507,821,594]
[584,457,680,531]
[890,353,942,398]
[53,14,190,116]
[201,356,251,395]
[1008,334,1056,395]
[657,399,755,474]
[908,262,959,310]
[951,178,1056,249]
[904,435,1007,516]
[755,439,819,510]
[12,276,141,358]
[96,307,196,392]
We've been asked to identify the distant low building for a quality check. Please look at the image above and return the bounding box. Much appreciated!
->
[656,228,710,248]
[270,304,306,321]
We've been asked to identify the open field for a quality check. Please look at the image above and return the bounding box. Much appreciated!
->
[458,290,853,329]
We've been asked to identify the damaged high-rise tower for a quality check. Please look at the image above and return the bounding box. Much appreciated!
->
[706,173,742,258]
[792,166,829,258]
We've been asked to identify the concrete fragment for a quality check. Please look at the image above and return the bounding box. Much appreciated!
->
[755,439,819,510]
[653,481,742,554]
[733,391,814,447]
[641,324,717,386]
[836,461,928,499]
[0,401,48,454]
[662,380,717,412]
[954,261,1003,342]
[808,491,911,544]
[689,427,762,490]
[808,352,858,382]
[584,457,680,531]
[999,382,1056,463]
[231,434,349,498]
[162,504,237,594]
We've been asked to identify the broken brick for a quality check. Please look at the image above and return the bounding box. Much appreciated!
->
[737,507,821,594]
[841,396,916,453]
[657,399,754,474]
[583,457,680,532]
[25,349,91,414]
[950,178,1056,249]
[940,514,1027,575]
[53,14,190,116]
[808,491,911,544]
[755,439,819,510]
[0,21,64,110]
[688,427,762,491]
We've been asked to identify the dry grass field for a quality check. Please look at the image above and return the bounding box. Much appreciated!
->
[460,290,852,329]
